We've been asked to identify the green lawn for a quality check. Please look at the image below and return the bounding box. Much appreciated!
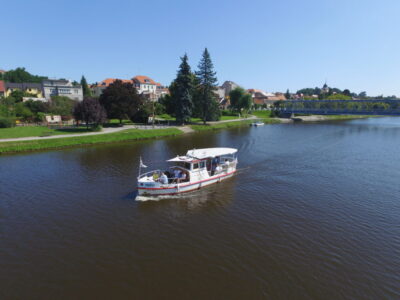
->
[220,115,240,121]
[156,114,175,121]
[323,115,374,120]
[0,126,93,139]
[157,114,240,123]
[107,119,134,125]
[190,120,257,131]
[0,128,183,154]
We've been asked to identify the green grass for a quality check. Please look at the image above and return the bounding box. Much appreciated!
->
[0,126,93,139]
[323,115,374,120]
[0,128,183,154]
[191,120,256,131]
[108,119,134,124]
[220,115,240,121]
[157,114,240,122]
[156,114,175,121]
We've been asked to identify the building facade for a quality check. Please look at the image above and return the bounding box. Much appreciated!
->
[132,75,158,95]
[42,79,83,101]
[0,80,5,97]
[4,82,44,98]
[248,89,286,107]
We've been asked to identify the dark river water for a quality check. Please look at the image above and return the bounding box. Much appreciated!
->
[1,117,400,299]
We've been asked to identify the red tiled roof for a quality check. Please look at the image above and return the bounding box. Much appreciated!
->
[132,75,157,85]
[0,80,5,92]
[97,78,132,87]
[0,69,6,74]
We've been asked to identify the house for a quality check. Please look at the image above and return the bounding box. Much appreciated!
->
[4,82,44,98]
[42,79,83,101]
[92,76,165,101]
[132,75,158,95]
[214,81,241,109]
[0,80,5,97]
[91,78,133,97]
[45,115,62,124]
[155,83,169,98]
[248,89,286,107]
[221,81,240,96]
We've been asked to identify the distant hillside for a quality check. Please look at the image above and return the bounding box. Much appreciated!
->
[0,67,48,83]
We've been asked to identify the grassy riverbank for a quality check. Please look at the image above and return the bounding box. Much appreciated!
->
[0,126,93,139]
[323,115,375,120]
[190,118,280,131]
[0,128,182,154]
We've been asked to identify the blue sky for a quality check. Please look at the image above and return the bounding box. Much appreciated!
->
[1,0,399,96]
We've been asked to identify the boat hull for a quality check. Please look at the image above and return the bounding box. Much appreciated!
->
[137,170,236,196]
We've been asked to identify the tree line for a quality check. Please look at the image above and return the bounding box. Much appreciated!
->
[0,48,253,128]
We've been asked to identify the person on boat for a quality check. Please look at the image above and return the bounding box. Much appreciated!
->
[159,172,168,184]
[178,172,187,183]
[173,169,181,183]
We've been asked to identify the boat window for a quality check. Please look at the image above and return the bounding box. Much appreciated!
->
[184,162,191,170]
[199,161,205,168]
[193,163,199,169]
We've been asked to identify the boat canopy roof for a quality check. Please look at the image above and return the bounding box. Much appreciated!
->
[167,147,237,162]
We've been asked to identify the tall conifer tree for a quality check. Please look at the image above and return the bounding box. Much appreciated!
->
[174,54,193,124]
[81,75,92,97]
[195,48,220,124]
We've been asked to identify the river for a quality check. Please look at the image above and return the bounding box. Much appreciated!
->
[1,117,399,299]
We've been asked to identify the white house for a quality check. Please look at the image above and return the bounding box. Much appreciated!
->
[132,75,158,95]
[42,79,83,101]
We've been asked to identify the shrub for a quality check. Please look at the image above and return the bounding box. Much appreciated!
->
[91,124,103,132]
[0,117,16,128]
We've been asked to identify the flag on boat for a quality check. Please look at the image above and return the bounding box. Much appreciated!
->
[140,157,147,168]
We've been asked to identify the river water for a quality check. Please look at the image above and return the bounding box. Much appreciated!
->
[1,117,399,299]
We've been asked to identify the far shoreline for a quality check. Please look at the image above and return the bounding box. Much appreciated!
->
[0,114,377,154]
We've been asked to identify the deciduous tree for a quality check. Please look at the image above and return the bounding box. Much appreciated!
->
[99,80,142,124]
[73,97,107,128]
[229,87,252,114]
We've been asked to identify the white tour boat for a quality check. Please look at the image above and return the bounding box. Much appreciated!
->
[137,148,238,196]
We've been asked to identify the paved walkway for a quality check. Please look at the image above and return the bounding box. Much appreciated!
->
[0,116,260,143]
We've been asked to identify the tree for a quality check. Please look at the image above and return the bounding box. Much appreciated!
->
[99,80,142,124]
[173,54,193,124]
[229,87,252,114]
[80,75,92,97]
[358,91,367,98]
[49,96,75,116]
[194,48,220,124]
[2,67,47,83]
[285,89,290,100]
[73,97,107,128]
[343,89,351,97]
[15,103,33,121]
[159,93,176,116]
[326,93,352,100]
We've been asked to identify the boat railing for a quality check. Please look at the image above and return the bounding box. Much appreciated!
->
[138,169,162,180]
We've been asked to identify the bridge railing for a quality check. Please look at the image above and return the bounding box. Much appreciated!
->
[274,100,400,115]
